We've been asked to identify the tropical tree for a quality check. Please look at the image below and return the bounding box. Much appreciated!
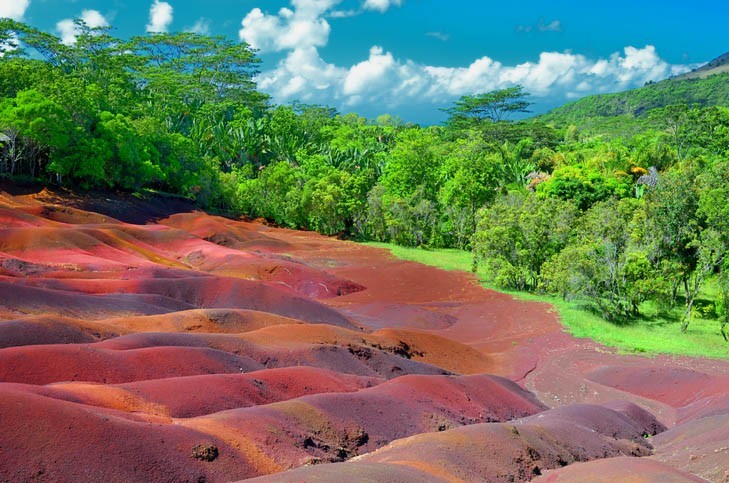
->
[444,86,531,129]
[540,198,659,320]
[473,192,576,290]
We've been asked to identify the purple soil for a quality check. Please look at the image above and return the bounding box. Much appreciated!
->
[0,343,264,384]
[650,413,729,482]
[5,276,359,327]
[247,403,663,482]
[0,315,123,348]
[533,457,707,482]
[4,366,381,419]
[0,387,261,482]
[178,373,547,472]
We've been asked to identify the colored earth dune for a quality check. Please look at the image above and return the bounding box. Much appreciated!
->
[1,186,728,482]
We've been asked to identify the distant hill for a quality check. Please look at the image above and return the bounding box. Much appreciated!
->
[537,52,729,135]
[672,51,729,80]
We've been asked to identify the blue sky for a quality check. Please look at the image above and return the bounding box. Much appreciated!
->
[3,0,728,123]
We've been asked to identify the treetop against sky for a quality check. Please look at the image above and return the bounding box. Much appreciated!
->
[2,0,727,123]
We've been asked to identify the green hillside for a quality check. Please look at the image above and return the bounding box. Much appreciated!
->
[673,51,729,80]
[538,52,729,135]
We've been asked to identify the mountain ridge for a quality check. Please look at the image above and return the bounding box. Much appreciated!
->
[672,51,729,80]
[537,51,729,130]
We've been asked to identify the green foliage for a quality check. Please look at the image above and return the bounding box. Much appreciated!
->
[540,73,729,135]
[380,127,443,200]
[444,86,531,128]
[537,164,631,210]
[0,88,71,178]
[473,192,577,290]
[302,169,352,235]
[540,198,660,320]
[369,242,729,359]
[237,161,304,227]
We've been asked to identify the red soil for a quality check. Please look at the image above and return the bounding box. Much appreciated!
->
[177,372,546,473]
[0,386,257,482]
[0,315,124,348]
[247,402,663,482]
[0,343,264,384]
[5,366,381,418]
[1,186,728,481]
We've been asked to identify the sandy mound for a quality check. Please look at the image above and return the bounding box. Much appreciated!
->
[0,387,257,482]
[0,343,263,384]
[102,308,307,334]
[651,413,729,482]
[587,365,729,409]
[0,315,123,348]
[180,373,547,473]
[4,367,380,419]
[248,403,662,481]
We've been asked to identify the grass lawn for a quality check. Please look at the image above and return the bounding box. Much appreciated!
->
[366,242,729,360]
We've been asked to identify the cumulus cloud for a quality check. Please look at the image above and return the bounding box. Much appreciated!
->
[344,46,396,95]
[240,0,406,52]
[239,1,340,52]
[0,32,19,57]
[56,9,109,46]
[258,46,345,100]
[0,0,30,21]
[147,0,173,33]
[329,9,360,18]
[363,0,402,13]
[259,44,690,112]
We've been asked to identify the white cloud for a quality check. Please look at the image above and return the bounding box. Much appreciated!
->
[258,44,691,113]
[538,19,562,32]
[518,18,562,33]
[81,10,108,29]
[239,0,405,52]
[240,0,689,118]
[329,9,359,18]
[257,46,345,100]
[344,46,395,95]
[56,20,77,45]
[0,0,30,21]
[239,1,339,53]
[0,32,19,57]
[363,0,402,13]
[146,0,173,33]
[426,31,449,42]
[56,9,109,46]
[187,17,210,35]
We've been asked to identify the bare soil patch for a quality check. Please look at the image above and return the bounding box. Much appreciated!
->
[1,186,726,481]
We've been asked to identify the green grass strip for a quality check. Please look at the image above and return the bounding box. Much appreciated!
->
[365,242,729,360]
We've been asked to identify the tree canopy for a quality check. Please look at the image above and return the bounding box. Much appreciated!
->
[443,86,531,128]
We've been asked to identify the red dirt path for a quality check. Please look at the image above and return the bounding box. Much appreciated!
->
[1,187,728,482]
